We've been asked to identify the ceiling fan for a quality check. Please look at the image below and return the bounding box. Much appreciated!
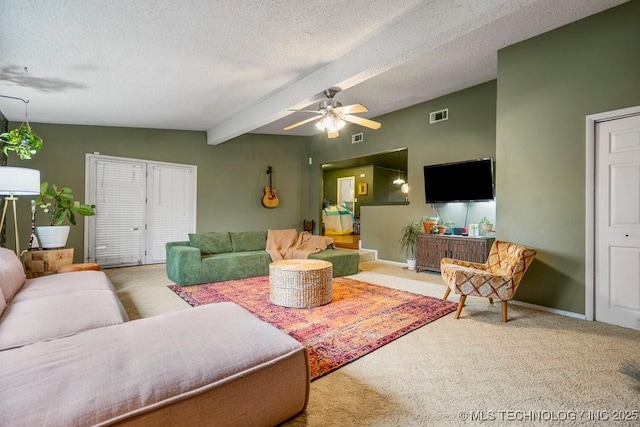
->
[283,88,381,139]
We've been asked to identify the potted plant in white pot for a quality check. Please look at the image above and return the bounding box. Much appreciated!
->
[399,220,421,270]
[35,182,95,249]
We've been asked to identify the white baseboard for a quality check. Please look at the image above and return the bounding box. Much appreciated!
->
[359,246,378,260]
[509,299,586,320]
[370,258,408,266]
[371,258,587,320]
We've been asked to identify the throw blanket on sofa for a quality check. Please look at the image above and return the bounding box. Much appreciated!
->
[266,229,334,261]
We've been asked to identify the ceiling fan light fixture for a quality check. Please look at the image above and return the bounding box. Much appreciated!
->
[316,115,345,133]
[283,88,380,137]
[393,177,405,185]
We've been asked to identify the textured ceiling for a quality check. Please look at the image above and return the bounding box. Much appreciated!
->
[0,0,628,145]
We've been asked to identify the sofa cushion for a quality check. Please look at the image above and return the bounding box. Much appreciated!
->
[201,251,271,282]
[0,248,26,303]
[0,290,128,351]
[230,230,267,252]
[309,248,360,277]
[13,271,117,302]
[188,232,232,255]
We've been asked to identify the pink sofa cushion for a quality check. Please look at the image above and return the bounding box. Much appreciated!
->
[0,248,26,303]
[0,290,128,351]
[13,271,116,303]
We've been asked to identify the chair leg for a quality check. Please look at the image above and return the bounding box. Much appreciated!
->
[488,298,493,304]
[502,301,508,323]
[454,295,466,319]
[443,288,451,300]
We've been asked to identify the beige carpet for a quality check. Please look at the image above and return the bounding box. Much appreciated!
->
[105,261,640,426]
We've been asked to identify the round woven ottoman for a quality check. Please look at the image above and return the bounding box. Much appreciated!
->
[269,259,333,308]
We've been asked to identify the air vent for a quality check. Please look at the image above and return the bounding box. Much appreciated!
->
[351,133,364,144]
[429,108,448,124]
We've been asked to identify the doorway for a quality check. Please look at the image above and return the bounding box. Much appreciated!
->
[586,105,640,331]
[84,154,197,267]
[321,149,408,249]
[337,177,355,212]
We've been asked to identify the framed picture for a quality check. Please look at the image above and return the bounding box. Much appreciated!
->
[357,182,368,196]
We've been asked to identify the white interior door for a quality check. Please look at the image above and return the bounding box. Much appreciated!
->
[596,114,640,331]
[86,154,196,267]
[337,176,355,213]
[87,158,146,266]
[146,164,196,264]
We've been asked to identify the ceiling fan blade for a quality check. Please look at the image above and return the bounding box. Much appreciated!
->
[343,114,381,130]
[283,115,323,131]
[337,103,368,114]
[327,130,340,139]
[287,109,321,113]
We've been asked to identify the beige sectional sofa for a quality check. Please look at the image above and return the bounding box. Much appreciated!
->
[0,248,309,426]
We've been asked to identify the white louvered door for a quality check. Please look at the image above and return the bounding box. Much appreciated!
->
[86,155,196,267]
[146,164,196,264]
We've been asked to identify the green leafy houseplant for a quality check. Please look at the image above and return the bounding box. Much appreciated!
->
[35,182,95,226]
[479,216,493,232]
[399,220,422,260]
[0,124,44,160]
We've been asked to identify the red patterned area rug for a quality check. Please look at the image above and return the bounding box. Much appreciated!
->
[169,276,457,381]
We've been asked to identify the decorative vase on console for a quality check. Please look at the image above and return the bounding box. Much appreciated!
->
[422,216,438,234]
[478,217,494,236]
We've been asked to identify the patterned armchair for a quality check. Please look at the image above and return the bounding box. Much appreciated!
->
[441,240,537,322]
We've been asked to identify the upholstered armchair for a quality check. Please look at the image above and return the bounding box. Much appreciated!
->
[441,240,537,322]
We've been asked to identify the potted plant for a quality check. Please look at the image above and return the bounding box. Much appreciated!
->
[34,182,95,249]
[422,216,438,234]
[0,124,44,160]
[479,216,493,234]
[399,220,421,270]
[443,221,455,234]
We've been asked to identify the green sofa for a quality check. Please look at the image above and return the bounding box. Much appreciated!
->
[166,230,360,286]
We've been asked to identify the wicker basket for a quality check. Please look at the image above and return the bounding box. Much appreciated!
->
[269,259,333,308]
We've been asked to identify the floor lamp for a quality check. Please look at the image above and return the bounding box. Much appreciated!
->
[0,167,41,256]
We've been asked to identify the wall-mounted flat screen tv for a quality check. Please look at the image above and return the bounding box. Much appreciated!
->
[423,158,494,203]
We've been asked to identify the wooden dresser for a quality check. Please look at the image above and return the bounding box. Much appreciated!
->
[416,234,494,273]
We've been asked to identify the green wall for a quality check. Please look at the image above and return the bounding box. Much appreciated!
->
[7,124,310,262]
[308,81,498,261]
[496,0,640,314]
[372,166,407,205]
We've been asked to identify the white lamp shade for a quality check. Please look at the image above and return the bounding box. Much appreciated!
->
[0,167,41,195]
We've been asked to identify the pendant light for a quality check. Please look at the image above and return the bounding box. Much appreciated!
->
[393,150,405,184]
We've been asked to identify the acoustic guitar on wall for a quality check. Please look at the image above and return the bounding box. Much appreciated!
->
[262,166,279,208]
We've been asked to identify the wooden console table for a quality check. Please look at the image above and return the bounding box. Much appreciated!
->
[22,248,74,278]
[416,234,494,273]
